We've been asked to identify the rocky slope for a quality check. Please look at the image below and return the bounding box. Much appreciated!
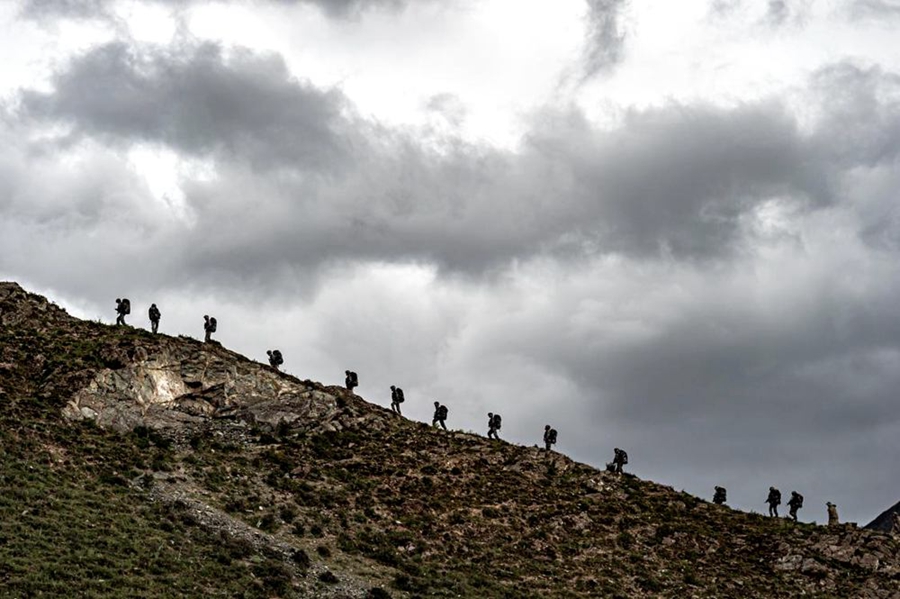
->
[1,281,899,598]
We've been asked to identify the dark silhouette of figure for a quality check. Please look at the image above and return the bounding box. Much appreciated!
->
[432,401,448,430]
[345,370,358,392]
[390,385,404,414]
[543,425,557,451]
[148,303,160,334]
[487,412,501,439]
[203,315,217,343]
[267,349,284,370]
[713,486,727,505]
[766,487,782,517]
[115,298,130,326]
[787,491,803,522]
[612,448,628,473]
[826,502,839,527]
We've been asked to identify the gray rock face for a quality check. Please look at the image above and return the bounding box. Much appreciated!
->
[62,341,346,434]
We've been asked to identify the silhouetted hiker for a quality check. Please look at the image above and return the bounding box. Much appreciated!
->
[487,412,501,439]
[115,298,130,326]
[203,315,217,343]
[267,349,284,370]
[345,370,358,392]
[787,491,803,522]
[766,487,781,517]
[543,425,557,451]
[826,502,839,527]
[390,385,404,414]
[713,486,727,505]
[432,401,448,430]
[612,448,628,473]
[148,303,160,334]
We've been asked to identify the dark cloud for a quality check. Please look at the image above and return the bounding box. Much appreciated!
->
[22,42,353,172]
[17,40,877,287]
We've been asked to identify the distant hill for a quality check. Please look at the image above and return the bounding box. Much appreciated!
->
[1,281,899,598]
[867,500,900,533]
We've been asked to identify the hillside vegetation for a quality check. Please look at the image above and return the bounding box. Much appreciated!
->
[1,282,898,598]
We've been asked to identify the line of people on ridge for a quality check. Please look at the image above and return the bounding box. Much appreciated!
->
[709,485,841,525]
[115,298,217,343]
[116,297,844,524]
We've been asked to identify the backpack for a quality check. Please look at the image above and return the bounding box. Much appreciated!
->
[492,414,501,429]
[121,298,131,315]
[272,350,283,365]
[149,306,160,320]
[793,493,803,508]
[616,449,628,465]
[438,405,448,419]
[548,429,557,444]
[208,317,217,332]
[395,388,404,403]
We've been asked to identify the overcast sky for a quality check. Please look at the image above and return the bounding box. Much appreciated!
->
[2,0,900,524]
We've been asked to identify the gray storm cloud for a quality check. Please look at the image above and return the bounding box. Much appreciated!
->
[17,40,851,287]
[22,42,352,172]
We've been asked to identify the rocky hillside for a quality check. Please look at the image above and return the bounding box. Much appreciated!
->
[1,281,899,598]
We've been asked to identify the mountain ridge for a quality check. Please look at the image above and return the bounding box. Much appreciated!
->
[1,281,899,598]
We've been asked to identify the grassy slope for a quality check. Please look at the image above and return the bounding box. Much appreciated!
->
[1,285,898,598]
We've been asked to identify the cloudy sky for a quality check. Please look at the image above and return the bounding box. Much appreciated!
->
[2,0,900,524]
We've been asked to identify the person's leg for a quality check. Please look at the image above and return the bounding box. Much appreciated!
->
[440,420,447,431]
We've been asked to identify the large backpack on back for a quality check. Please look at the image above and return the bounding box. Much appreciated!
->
[492,414,501,429]
[548,428,557,444]
[121,298,131,315]
[438,405,448,419]
[793,493,803,508]
[272,350,283,365]
[209,317,217,332]
[395,388,405,403]
[617,449,628,464]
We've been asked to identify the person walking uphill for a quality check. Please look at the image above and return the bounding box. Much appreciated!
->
[148,303,161,334]
[432,402,448,430]
[543,425,557,451]
[203,315,217,343]
[487,412,501,439]
[115,298,131,326]
[713,486,727,505]
[267,349,284,370]
[390,385,404,415]
[787,491,804,522]
[766,487,782,517]
[612,448,628,473]
[345,370,358,392]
